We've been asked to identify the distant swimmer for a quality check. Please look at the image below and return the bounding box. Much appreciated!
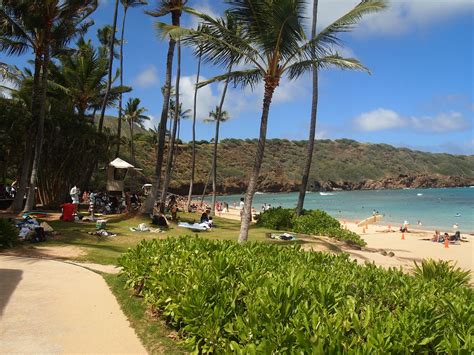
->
[455,213,461,217]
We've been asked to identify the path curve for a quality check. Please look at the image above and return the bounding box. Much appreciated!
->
[0,255,146,354]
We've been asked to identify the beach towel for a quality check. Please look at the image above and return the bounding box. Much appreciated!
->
[178,222,210,231]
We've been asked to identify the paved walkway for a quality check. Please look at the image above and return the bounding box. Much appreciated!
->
[0,255,146,354]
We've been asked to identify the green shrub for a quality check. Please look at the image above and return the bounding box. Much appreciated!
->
[414,259,471,288]
[0,218,19,249]
[255,207,295,230]
[256,208,366,246]
[120,237,473,353]
[293,209,340,234]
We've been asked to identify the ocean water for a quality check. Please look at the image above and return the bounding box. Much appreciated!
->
[216,187,474,233]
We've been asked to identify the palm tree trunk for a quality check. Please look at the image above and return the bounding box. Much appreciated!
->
[143,22,178,215]
[186,49,202,210]
[200,165,213,207]
[8,55,42,212]
[238,81,276,243]
[98,0,119,133]
[116,7,128,157]
[24,45,51,211]
[296,0,319,216]
[159,40,181,213]
[211,64,232,216]
[130,120,135,164]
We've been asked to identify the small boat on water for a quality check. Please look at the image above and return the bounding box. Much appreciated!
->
[417,193,423,196]
[319,192,334,196]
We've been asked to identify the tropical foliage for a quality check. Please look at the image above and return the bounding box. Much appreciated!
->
[119,237,473,353]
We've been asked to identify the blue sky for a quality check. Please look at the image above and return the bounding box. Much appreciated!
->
[1,0,473,154]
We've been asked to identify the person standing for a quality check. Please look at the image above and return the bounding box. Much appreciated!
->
[70,185,80,215]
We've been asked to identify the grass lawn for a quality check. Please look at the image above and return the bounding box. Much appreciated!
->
[36,211,285,265]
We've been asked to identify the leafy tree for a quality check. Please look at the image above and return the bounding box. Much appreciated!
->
[161,0,386,242]
[0,0,97,212]
[123,97,149,164]
[116,0,147,157]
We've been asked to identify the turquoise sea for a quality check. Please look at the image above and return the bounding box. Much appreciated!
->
[217,187,474,233]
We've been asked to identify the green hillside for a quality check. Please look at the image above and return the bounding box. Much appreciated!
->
[128,137,474,194]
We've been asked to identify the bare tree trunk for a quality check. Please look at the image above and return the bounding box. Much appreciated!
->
[211,64,232,216]
[200,165,212,207]
[296,0,319,216]
[238,81,276,243]
[116,7,128,157]
[143,13,179,215]
[24,45,51,211]
[186,50,202,211]
[98,0,119,133]
[8,56,42,212]
[159,40,181,213]
[130,120,135,164]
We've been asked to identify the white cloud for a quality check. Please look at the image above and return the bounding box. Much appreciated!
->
[354,108,471,133]
[354,108,405,131]
[304,0,474,36]
[133,65,159,88]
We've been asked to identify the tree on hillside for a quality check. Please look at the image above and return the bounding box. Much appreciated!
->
[143,0,188,215]
[0,0,97,212]
[205,106,230,215]
[123,97,149,164]
[116,0,147,158]
[160,0,387,242]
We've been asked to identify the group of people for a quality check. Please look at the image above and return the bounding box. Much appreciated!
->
[432,230,461,243]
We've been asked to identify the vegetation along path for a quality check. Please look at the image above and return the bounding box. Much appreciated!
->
[0,255,146,354]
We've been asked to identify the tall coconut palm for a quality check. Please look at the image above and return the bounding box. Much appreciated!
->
[296,0,319,215]
[0,0,97,212]
[143,0,188,215]
[185,43,202,211]
[160,0,387,242]
[205,106,230,215]
[97,0,120,133]
[116,0,147,158]
[123,97,149,164]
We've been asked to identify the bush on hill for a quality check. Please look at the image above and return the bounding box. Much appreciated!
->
[119,237,473,353]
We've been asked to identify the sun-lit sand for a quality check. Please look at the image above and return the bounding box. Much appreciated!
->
[217,207,473,274]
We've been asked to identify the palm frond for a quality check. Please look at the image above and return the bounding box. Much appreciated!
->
[198,68,263,90]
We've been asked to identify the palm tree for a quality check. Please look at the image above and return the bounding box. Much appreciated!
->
[296,0,319,216]
[205,106,230,215]
[185,41,202,211]
[0,0,97,212]
[97,0,120,133]
[160,0,387,242]
[123,97,149,164]
[116,0,147,158]
[143,0,188,215]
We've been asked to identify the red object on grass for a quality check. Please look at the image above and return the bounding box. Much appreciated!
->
[60,203,75,222]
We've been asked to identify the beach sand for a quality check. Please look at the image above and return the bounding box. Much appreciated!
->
[217,208,473,274]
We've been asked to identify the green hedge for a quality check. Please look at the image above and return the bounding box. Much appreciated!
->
[256,208,365,246]
[0,218,19,249]
[119,237,473,353]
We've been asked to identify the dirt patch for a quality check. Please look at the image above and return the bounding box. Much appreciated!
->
[2,245,86,260]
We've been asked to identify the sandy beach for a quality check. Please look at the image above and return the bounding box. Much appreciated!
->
[217,207,473,274]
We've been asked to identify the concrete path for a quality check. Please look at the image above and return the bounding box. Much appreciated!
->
[0,255,147,354]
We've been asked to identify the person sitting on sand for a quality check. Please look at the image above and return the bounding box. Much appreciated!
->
[151,204,169,227]
[439,233,449,243]
[432,230,440,242]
